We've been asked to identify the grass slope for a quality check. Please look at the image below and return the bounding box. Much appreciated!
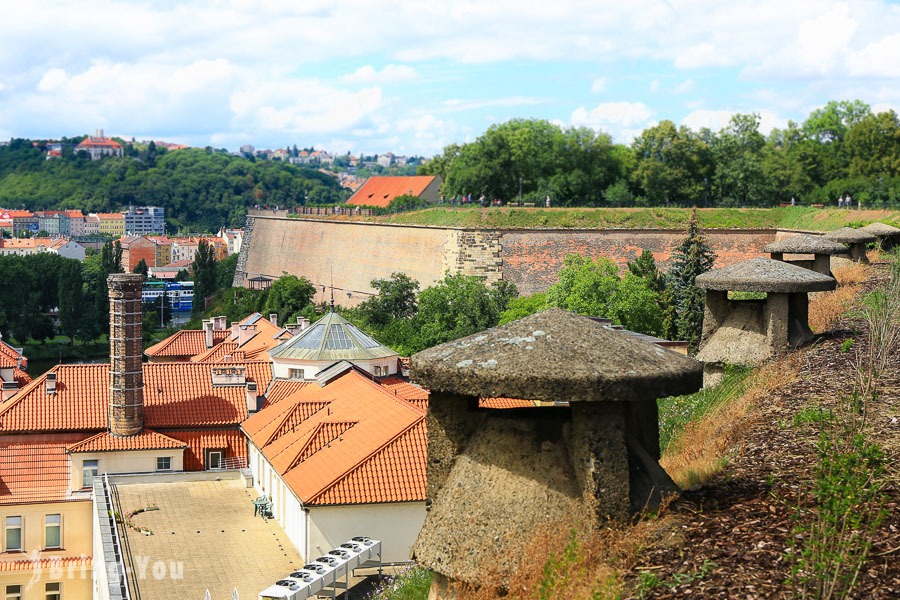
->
[314,206,900,230]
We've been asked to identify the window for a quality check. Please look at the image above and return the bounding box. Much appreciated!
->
[288,368,305,380]
[157,456,171,471]
[5,585,21,600]
[82,460,99,488]
[44,583,60,600]
[45,514,61,549]
[208,451,222,470]
[374,365,384,377]
[4,516,22,551]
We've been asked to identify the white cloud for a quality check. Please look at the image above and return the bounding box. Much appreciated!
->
[649,80,660,93]
[675,43,733,70]
[847,33,900,78]
[571,102,653,129]
[438,97,544,112]
[590,77,609,93]
[341,64,420,84]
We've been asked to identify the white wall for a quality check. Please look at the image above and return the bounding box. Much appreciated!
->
[70,449,184,492]
[249,443,308,560]
[309,503,425,563]
[270,356,398,380]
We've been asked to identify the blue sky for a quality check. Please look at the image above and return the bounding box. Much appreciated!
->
[2,1,900,156]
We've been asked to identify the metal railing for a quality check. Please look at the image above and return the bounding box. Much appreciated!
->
[102,474,138,600]
[210,456,247,471]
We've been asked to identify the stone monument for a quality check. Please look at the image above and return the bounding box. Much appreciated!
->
[824,227,876,265]
[763,234,846,278]
[410,308,702,595]
[859,222,900,251]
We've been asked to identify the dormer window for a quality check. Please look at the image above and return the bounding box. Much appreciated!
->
[289,368,305,380]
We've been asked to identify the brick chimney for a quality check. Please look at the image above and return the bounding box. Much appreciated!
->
[108,273,144,437]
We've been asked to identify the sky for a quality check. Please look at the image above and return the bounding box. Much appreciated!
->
[1,1,900,157]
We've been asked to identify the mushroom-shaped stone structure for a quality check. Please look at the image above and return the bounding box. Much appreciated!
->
[859,221,900,251]
[824,227,876,264]
[696,258,835,373]
[410,308,702,592]
[763,235,846,277]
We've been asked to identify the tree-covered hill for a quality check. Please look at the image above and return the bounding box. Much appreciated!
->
[0,140,348,230]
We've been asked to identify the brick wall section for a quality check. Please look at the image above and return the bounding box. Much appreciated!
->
[235,217,778,305]
[501,229,777,296]
[108,274,144,436]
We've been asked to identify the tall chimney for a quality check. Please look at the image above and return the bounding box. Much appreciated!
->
[108,273,144,437]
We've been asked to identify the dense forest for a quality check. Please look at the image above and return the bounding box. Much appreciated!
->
[419,100,900,208]
[0,140,348,230]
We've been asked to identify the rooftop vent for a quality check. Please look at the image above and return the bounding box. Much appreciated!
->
[45,372,57,395]
[211,366,246,387]
[246,381,260,414]
[269,313,278,328]
[203,319,214,349]
[213,315,227,331]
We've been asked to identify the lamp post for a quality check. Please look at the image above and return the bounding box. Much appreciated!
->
[518,177,523,205]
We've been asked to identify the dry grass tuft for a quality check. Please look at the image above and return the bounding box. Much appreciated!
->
[866,248,883,263]
[660,359,799,489]
[832,262,869,285]
[446,508,682,600]
[808,285,860,333]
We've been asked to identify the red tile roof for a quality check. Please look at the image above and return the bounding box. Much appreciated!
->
[165,429,247,471]
[346,176,437,208]
[190,341,238,363]
[378,377,428,412]
[242,368,426,505]
[77,136,122,149]
[260,379,311,409]
[66,429,188,453]
[0,433,88,504]
[0,556,92,572]
[145,329,230,358]
[0,362,273,433]
[13,369,31,387]
[479,397,537,409]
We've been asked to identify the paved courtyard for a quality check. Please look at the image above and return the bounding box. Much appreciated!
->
[114,478,303,600]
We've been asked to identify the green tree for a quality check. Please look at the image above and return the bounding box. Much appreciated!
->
[191,240,217,315]
[845,110,900,179]
[545,255,663,335]
[133,258,149,277]
[631,121,712,206]
[667,210,717,350]
[57,259,84,344]
[357,273,420,328]
[710,113,771,206]
[215,254,239,290]
[414,273,518,351]
[262,275,317,325]
[498,292,547,325]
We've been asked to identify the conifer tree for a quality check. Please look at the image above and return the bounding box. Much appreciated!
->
[667,209,716,350]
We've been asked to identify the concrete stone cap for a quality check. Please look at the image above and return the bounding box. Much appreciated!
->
[695,257,837,293]
[763,235,847,255]
[410,308,702,403]
[859,222,900,237]
[107,272,144,285]
[823,227,876,243]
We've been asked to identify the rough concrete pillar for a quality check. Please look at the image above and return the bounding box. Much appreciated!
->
[813,254,832,277]
[701,290,730,348]
[108,273,144,437]
[787,292,814,348]
[424,391,483,502]
[850,242,870,264]
[764,292,790,353]
[567,402,630,521]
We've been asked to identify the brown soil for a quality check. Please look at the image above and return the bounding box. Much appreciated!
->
[631,266,900,599]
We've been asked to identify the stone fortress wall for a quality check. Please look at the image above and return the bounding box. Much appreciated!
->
[235,215,794,306]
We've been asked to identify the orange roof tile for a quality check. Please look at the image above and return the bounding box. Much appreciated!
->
[0,557,92,572]
[479,397,537,409]
[190,341,238,363]
[66,429,188,453]
[346,176,437,208]
[0,361,273,433]
[13,369,31,388]
[260,379,311,408]
[243,369,426,505]
[378,377,428,412]
[145,329,230,358]
[0,433,88,504]
[0,340,27,369]
[164,429,246,471]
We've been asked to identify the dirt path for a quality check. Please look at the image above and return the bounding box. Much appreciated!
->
[633,273,900,599]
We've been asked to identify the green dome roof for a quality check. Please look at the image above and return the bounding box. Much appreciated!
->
[269,311,397,362]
